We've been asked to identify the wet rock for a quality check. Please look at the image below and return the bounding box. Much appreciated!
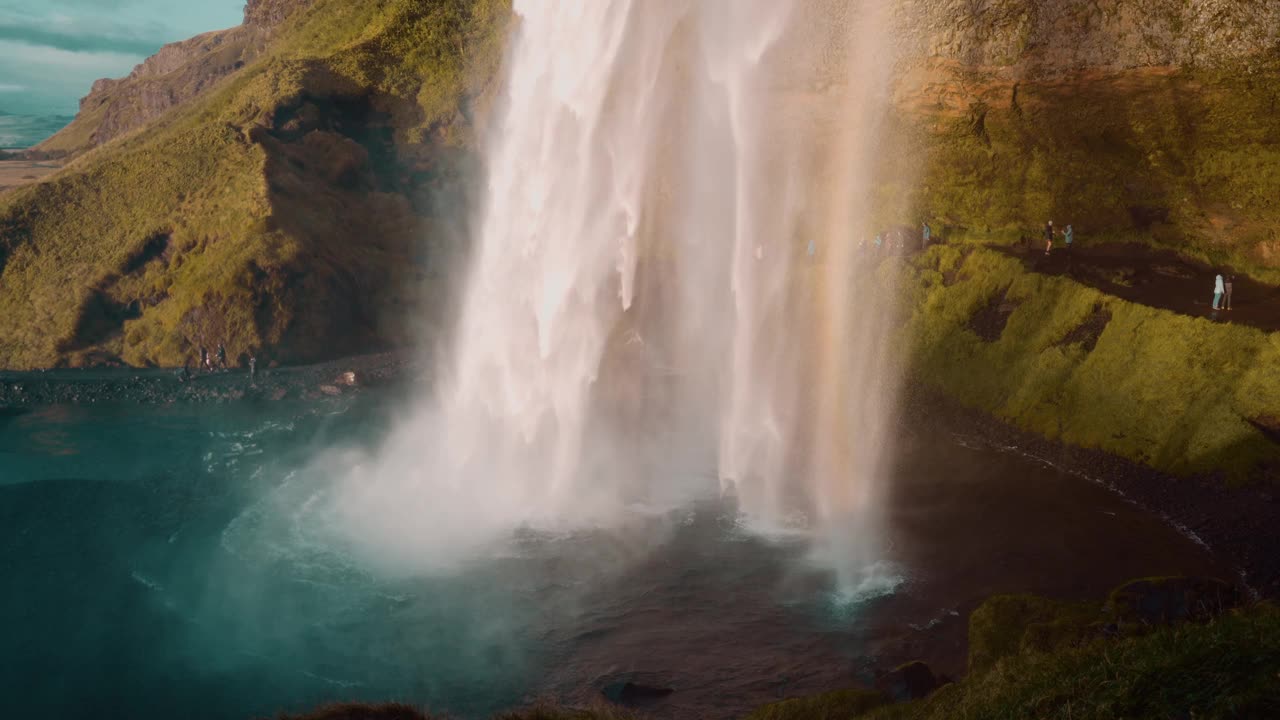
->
[1106,577,1241,627]
[875,661,938,702]
[319,385,342,397]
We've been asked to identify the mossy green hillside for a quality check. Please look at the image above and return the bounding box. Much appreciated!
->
[864,604,1280,720]
[0,0,509,369]
[876,57,1280,282]
[900,244,1280,481]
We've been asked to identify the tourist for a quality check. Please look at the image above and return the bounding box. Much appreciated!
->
[1044,221,1054,255]
[1224,275,1234,310]
[249,354,257,384]
[1063,224,1074,252]
[1213,273,1225,310]
[922,222,932,248]
[200,346,210,372]
[874,233,883,251]
[216,343,227,369]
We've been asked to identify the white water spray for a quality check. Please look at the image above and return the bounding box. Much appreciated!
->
[330,0,904,583]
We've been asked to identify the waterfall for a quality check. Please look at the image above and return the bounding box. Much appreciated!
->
[330,0,902,583]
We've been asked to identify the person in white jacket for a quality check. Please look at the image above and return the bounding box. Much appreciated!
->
[1213,274,1225,310]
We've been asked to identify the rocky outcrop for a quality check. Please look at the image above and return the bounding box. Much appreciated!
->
[892,0,1280,74]
[36,0,316,156]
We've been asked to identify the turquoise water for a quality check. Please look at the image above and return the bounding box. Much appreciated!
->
[0,391,1229,719]
[0,393,880,719]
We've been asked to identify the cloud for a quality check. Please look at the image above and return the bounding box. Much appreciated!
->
[0,83,26,91]
[0,13,167,56]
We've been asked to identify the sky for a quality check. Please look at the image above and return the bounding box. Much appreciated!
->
[0,0,244,146]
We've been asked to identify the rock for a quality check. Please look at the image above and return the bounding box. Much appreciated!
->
[875,661,939,702]
[337,371,359,387]
[1106,577,1241,627]
[319,385,342,397]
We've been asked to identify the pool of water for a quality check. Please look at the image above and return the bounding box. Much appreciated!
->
[0,392,1230,719]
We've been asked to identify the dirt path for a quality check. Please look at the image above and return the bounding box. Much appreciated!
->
[993,242,1280,332]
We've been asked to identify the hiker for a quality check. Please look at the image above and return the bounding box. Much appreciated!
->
[1213,273,1225,309]
[1224,275,1234,310]
[874,233,883,251]
[1063,224,1074,252]
[200,346,210,372]
[216,343,227,369]
[922,222,932,249]
[248,354,257,384]
[1044,221,1054,255]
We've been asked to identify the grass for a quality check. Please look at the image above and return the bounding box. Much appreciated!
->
[0,0,510,369]
[900,244,1280,481]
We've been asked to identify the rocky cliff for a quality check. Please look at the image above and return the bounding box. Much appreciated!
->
[36,0,315,157]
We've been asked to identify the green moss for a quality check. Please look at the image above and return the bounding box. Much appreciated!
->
[967,594,1101,675]
[902,246,1280,481]
[745,689,888,720]
[862,604,1280,720]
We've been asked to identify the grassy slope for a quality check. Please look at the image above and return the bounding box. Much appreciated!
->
[0,0,508,369]
[899,242,1280,480]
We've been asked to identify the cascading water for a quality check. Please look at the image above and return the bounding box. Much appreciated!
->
[329,0,903,586]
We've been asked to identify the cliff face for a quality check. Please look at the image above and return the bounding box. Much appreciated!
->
[869,0,1280,273]
[894,0,1280,72]
[35,0,316,157]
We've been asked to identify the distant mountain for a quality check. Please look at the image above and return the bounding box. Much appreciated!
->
[0,111,74,150]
